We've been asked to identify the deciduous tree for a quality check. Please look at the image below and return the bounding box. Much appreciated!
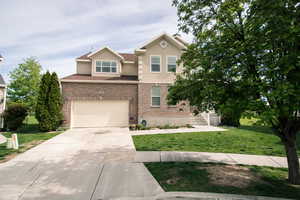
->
[8,58,42,112]
[169,0,300,184]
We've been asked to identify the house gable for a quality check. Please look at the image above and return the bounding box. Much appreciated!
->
[89,48,123,77]
[137,34,185,83]
[88,47,124,60]
[138,33,187,51]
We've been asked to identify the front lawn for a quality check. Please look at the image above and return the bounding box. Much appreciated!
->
[0,116,63,161]
[146,162,300,199]
[133,125,300,157]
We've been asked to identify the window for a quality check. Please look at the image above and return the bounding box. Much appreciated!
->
[150,56,161,72]
[167,56,177,72]
[95,61,117,73]
[96,61,102,72]
[151,86,161,107]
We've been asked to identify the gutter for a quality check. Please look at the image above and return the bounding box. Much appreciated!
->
[60,79,139,84]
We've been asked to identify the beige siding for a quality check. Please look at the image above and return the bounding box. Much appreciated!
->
[122,63,138,76]
[140,36,183,83]
[90,49,122,77]
[77,61,92,75]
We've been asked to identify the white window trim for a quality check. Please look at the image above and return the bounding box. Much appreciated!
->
[166,55,177,73]
[151,86,161,107]
[94,59,119,74]
[150,55,161,73]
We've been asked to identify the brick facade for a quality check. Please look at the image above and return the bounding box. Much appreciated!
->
[61,82,138,127]
[138,83,193,126]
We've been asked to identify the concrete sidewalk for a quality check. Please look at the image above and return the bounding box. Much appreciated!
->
[134,151,296,168]
[130,192,292,200]
[131,126,226,136]
[0,128,163,200]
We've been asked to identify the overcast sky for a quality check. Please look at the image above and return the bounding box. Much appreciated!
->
[0,0,192,83]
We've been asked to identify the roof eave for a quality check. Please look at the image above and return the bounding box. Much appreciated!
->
[87,46,124,60]
[60,79,139,84]
[139,33,187,50]
[76,59,92,62]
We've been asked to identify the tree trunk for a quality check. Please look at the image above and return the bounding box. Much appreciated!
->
[283,139,300,185]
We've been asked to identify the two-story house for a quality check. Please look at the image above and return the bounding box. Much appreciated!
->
[61,33,214,128]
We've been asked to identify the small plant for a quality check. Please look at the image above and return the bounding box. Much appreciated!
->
[186,124,193,128]
[130,124,151,131]
[161,124,172,129]
[135,124,142,130]
[129,124,136,131]
[157,124,180,129]
[140,126,151,130]
[3,103,28,131]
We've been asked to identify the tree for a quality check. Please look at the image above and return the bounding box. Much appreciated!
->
[8,58,42,112]
[48,72,63,129]
[3,103,28,131]
[169,0,300,184]
[36,72,63,131]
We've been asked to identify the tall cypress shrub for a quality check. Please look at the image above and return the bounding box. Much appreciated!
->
[48,72,63,130]
[35,71,52,131]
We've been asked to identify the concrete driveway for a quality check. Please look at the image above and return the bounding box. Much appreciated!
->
[0,128,163,200]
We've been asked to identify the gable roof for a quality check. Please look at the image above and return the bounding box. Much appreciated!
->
[87,47,124,60]
[139,33,187,50]
[174,35,189,46]
[77,52,91,60]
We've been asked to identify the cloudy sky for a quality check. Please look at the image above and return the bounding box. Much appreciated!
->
[0,0,192,83]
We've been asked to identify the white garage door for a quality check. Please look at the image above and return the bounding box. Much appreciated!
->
[72,100,129,128]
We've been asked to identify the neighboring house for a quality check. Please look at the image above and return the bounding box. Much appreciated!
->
[0,54,7,128]
[61,33,220,128]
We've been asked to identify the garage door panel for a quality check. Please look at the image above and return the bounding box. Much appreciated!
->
[72,100,129,128]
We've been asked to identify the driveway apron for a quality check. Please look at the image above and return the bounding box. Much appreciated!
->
[0,128,163,200]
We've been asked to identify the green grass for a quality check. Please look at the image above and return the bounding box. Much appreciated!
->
[0,116,62,161]
[146,162,300,199]
[240,117,259,126]
[133,124,300,157]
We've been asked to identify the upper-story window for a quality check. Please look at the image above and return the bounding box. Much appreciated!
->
[95,60,117,73]
[167,56,177,72]
[150,56,161,72]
